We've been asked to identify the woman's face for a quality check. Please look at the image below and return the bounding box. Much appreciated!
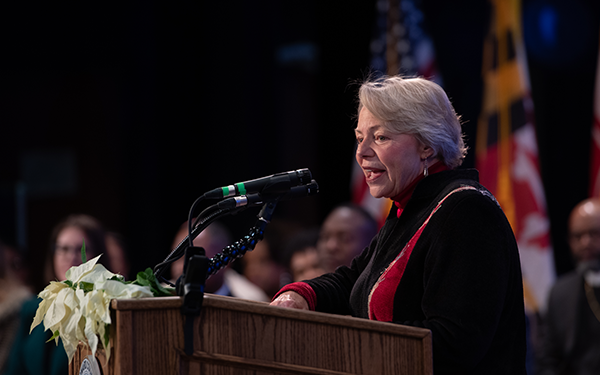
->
[54,226,88,280]
[355,107,428,199]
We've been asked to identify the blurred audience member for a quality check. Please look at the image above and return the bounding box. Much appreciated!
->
[0,240,31,374]
[283,228,324,282]
[1,242,29,288]
[47,214,108,281]
[537,198,600,374]
[6,214,110,375]
[170,221,269,301]
[317,203,378,273]
[240,237,285,301]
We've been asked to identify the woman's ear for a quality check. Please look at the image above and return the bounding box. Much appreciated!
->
[420,144,435,160]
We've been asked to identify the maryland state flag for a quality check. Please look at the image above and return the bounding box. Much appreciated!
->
[476,0,555,313]
[589,31,600,197]
[352,0,440,227]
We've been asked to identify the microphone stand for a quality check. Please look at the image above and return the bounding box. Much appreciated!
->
[206,199,277,279]
[179,245,208,356]
[153,204,247,284]
[176,199,279,357]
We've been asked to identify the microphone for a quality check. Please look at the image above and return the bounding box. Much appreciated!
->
[216,180,319,209]
[204,169,313,199]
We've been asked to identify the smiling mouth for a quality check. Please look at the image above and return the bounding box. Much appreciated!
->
[364,168,385,181]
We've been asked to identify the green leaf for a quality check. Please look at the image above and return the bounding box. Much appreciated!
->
[104,323,110,347]
[78,281,94,293]
[135,270,151,287]
[81,240,87,263]
[154,284,176,297]
[64,280,74,289]
[46,330,60,343]
[133,268,175,297]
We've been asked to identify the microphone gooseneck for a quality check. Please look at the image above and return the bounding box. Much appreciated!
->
[153,169,318,287]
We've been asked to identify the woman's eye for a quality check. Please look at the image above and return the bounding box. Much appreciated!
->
[376,135,386,141]
[356,137,363,144]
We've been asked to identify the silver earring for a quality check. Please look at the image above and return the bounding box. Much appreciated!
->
[423,158,429,177]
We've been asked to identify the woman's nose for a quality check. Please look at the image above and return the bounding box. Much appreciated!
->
[356,140,373,159]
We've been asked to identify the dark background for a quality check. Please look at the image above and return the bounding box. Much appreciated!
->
[1,0,599,292]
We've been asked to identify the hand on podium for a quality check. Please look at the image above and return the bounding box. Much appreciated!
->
[270,291,309,310]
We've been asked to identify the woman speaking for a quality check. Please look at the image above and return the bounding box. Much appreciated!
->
[271,75,526,374]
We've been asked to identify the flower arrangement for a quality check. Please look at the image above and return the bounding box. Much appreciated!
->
[30,248,174,363]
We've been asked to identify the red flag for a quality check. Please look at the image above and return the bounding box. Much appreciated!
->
[589,30,600,197]
[476,0,555,313]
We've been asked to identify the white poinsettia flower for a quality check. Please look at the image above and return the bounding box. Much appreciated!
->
[59,305,84,362]
[30,281,69,333]
[96,279,153,299]
[84,313,99,358]
[30,254,156,364]
[82,289,112,325]
[42,287,74,333]
[80,263,123,285]
[64,254,102,282]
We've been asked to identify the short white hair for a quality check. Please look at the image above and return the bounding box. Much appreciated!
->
[358,75,467,168]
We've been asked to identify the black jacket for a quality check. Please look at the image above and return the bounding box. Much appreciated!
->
[307,169,527,374]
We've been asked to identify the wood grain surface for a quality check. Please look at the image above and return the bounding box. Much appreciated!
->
[69,295,432,375]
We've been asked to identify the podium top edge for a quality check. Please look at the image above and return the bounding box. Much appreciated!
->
[110,295,431,339]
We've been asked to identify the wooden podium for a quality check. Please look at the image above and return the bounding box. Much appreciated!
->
[70,295,432,375]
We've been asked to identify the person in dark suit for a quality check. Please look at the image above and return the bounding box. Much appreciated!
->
[537,198,600,374]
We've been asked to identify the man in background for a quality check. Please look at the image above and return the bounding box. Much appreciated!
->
[283,228,324,282]
[537,198,600,374]
[316,203,377,273]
